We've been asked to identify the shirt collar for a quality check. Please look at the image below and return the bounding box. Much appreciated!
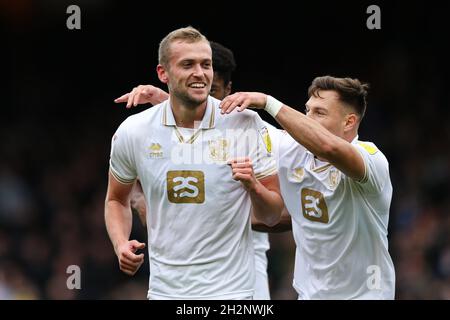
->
[161,96,216,129]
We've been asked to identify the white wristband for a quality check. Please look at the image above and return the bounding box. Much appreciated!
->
[264,95,283,118]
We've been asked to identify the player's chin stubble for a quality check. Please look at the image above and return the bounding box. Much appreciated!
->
[174,89,208,109]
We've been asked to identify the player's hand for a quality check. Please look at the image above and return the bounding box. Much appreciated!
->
[220,92,267,114]
[114,85,169,108]
[228,157,259,192]
[115,240,146,276]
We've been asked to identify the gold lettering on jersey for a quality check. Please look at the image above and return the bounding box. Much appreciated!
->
[357,141,378,155]
[208,139,229,162]
[167,171,205,204]
[301,188,329,223]
[149,143,163,158]
[292,168,305,182]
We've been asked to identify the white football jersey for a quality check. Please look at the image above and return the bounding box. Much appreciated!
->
[109,96,277,299]
[251,122,282,300]
[278,133,395,299]
[252,231,270,300]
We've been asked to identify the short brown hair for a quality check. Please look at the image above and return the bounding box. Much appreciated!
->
[158,26,209,67]
[308,76,369,119]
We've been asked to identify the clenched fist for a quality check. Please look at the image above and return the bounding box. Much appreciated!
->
[115,240,146,276]
[228,157,260,192]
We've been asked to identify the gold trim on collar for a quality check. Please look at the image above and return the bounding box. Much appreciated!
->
[174,127,185,143]
[163,106,167,125]
[309,155,333,173]
[187,129,202,144]
[174,127,203,144]
[209,105,215,128]
[312,164,333,173]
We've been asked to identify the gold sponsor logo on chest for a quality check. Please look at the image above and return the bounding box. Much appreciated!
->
[301,188,329,223]
[167,170,205,204]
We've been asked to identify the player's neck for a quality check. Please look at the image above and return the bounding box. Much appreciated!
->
[344,132,358,143]
[170,97,207,128]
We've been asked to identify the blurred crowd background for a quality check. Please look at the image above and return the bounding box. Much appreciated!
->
[1,1,449,299]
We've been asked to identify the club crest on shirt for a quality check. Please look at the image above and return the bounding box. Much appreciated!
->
[259,127,272,154]
[149,143,163,158]
[328,168,341,189]
[208,138,229,162]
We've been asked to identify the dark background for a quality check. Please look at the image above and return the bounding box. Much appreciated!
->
[0,0,449,299]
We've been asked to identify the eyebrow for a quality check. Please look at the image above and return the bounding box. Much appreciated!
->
[305,105,327,112]
[179,59,194,64]
[179,58,211,63]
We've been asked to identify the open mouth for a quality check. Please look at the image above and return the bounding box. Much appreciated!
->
[188,82,207,89]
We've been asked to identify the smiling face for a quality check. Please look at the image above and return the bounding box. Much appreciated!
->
[157,40,213,108]
[305,90,358,139]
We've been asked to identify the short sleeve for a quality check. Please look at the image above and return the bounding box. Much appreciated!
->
[265,122,282,158]
[109,120,137,184]
[354,141,390,194]
[250,114,277,180]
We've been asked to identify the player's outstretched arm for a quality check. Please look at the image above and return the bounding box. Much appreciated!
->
[114,85,169,108]
[220,93,365,181]
[105,172,145,276]
[229,157,284,227]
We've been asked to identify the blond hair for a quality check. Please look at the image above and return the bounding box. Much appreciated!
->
[158,26,209,67]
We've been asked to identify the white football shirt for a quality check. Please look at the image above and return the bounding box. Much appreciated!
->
[278,133,395,299]
[109,96,277,299]
[251,122,283,300]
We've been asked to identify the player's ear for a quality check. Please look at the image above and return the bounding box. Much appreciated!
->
[344,113,358,132]
[157,64,169,84]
